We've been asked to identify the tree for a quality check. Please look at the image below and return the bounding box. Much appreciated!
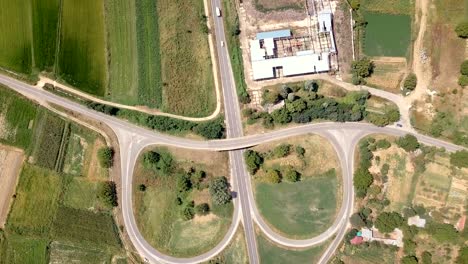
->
[351,58,374,84]
[461,60,468,75]
[376,139,391,149]
[181,201,195,220]
[265,169,281,183]
[396,134,420,152]
[98,147,114,168]
[244,150,263,174]
[403,238,417,255]
[459,75,468,87]
[193,119,225,139]
[350,212,366,228]
[271,107,291,124]
[209,176,232,205]
[374,212,404,233]
[98,181,118,207]
[450,150,468,168]
[401,255,418,264]
[282,166,300,182]
[457,247,468,264]
[138,184,146,192]
[195,203,210,215]
[190,170,206,189]
[421,251,432,264]
[143,151,160,170]
[455,22,468,38]
[272,144,291,158]
[427,222,458,242]
[262,89,280,105]
[353,166,373,197]
[403,73,418,93]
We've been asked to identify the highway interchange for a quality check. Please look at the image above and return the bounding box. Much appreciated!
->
[0,0,466,263]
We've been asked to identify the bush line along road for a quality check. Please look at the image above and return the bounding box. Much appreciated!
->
[0,1,465,264]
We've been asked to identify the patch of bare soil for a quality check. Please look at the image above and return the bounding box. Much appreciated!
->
[192,213,218,224]
[0,145,24,228]
[86,139,107,182]
[333,0,353,76]
[243,0,307,25]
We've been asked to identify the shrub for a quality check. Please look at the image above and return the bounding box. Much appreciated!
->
[351,58,374,84]
[272,144,291,158]
[282,166,300,182]
[244,150,263,174]
[396,134,420,152]
[98,181,118,207]
[455,22,468,38]
[265,169,281,184]
[427,222,459,243]
[295,145,305,156]
[376,139,391,149]
[271,107,291,124]
[401,255,418,264]
[457,247,468,264]
[143,150,173,175]
[461,60,468,75]
[209,177,232,205]
[350,212,366,228]
[181,202,195,220]
[262,89,280,105]
[375,212,404,233]
[195,203,210,216]
[450,150,468,168]
[350,0,360,10]
[98,147,114,168]
[138,184,146,192]
[403,73,417,93]
[193,118,225,139]
[421,251,432,264]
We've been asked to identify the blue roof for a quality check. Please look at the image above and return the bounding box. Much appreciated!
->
[256,29,291,40]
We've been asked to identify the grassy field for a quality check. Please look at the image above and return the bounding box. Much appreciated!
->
[361,0,413,15]
[0,0,32,74]
[135,0,162,108]
[7,165,61,236]
[0,85,40,150]
[49,241,113,264]
[208,227,248,264]
[363,12,411,57]
[256,170,338,238]
[57,0,107,96]
[365,58,407,93]
[0,234,49,264]
[340,241,397,263]
[222,0,249,103]
[31,0,60,72]
[105,0,139,105]
[134,147,231,257]
[257,234,327,264]
[253,0,304,12]
[157,0,216,116]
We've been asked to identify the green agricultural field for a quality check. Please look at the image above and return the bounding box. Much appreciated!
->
[7,165,61,236]
[135,0,162,107]
[31,0,60,71]
[257,234,327,264]
[106,0,139,105]
[0,85,39,150]
[157,0,216,116]
[363,12,411,57]
[0,0,32,74]
[255,170,338,238]
[63,178,109,211]
[48,241,113,264]
[31,113,68,170]
[0,235,49,264]
[57,0,107,96]
[361,0,413,15]
[52,206,121,249]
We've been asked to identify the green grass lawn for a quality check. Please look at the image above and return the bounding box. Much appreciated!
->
[7,164,61,236]
[255,169,338,238]
[0,85,40,150]
[257,234,327,264]
[106,0,139,105]
[31,0,60,72]
[0,0,33,74]
[57,0,107,96]
[0,234,49,264]
[363,12,411,57]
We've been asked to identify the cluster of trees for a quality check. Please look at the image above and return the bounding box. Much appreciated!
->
[374,211,404,233]
[85,102,225,139]
[244,147,303,183]
[175,168,211,220]
[364,107,400,127]
[143,150,174,175]
[98,181,118,207]
[97,147,114,168]
[353,139,374,197]
[349,207,373,229]
[351,58,374,85]
[402,73,418,95]
[459,60,468,87]
[450,150,468,168]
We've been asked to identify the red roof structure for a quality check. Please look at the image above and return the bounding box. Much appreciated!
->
[350,236,364,245]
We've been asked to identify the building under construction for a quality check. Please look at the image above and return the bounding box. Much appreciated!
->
[249,1,337,80]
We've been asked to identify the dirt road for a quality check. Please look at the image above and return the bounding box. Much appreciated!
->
[0,145,24,228]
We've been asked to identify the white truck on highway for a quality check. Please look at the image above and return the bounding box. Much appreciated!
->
[216,7,221,17]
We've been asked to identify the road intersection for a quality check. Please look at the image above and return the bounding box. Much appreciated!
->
[0,0,465,262]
